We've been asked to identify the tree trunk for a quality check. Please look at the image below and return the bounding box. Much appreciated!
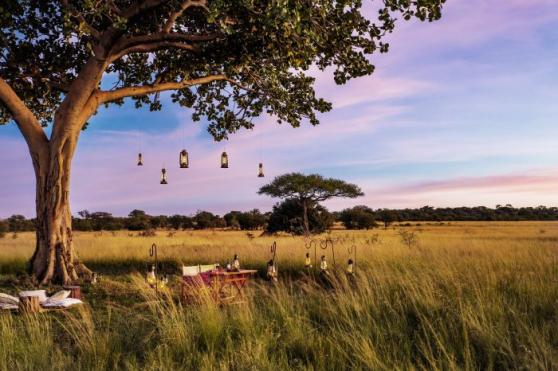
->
[1,57,107,286]
[302,200,310,236]
[29,132,90,285]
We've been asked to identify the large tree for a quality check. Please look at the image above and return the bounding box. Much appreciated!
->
[0,0,444,284]
[258,173,363,235]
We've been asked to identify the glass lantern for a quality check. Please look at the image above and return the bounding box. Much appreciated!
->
[146,264,156,287]
[347,259,354,275]
[179,149,189,168]
[137,153,143,166]
[160,168,168,184]
[258,163,264,177]
[220,152,229,168]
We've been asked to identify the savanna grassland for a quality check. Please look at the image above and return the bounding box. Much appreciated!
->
[0,222,557,370]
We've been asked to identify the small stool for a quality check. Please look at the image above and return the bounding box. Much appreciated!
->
[63,285,82,300]
[19,296,41,314]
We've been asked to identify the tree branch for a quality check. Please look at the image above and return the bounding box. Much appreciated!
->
[107,0,123,16]
[97,74,231,103]
[14,73,71,93]
[0,77,49,150]
[162,0,208,33]
[109,31,218,62]
[109,41,197,62]
[108,33,215,63]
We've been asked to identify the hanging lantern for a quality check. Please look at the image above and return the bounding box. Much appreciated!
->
[160,168,168,184]
[137,153,143,166]
[179,150,189,168]
[347,259,354,275]
[258,163,265,177]
[220,152,229,168]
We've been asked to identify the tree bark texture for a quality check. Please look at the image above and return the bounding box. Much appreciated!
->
[302,199,310,236]
[29,130,88,285]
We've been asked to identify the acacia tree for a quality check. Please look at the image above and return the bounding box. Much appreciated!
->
[259,173,363,235]
[0,0,444,284]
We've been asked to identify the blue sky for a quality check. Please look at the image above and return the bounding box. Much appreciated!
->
[1,0,558,217]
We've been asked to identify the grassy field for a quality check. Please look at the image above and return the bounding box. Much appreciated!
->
[0,222,557,370]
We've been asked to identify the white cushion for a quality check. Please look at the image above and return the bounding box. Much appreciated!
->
[183,264,217,276]
[182,266,200,276]
[42,298,83,308]
[47,290,71,302]
[19,290,47,303]
[0,293,19,305]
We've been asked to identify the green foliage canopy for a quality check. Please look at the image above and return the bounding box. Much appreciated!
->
[1,0,444,139]
[258,172,364,203]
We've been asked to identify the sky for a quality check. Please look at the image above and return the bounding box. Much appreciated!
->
[1,0,558,218]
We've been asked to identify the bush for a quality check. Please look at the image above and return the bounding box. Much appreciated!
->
[223,211,242,230]
[88,212,123,231]
[7,215,34,232]
[237,209,267,230]
[73,217,93,231]
[149,215,168,229]
[193,211,226,229]
[266,199,334,235]
[167,215,192,230]
[398,230,419,249]
[224,210,267,230]
[138,229,157,237]
[0,220,6,238]
[126,210,151,231]
[339,205,378,230]
[377,209,398,228]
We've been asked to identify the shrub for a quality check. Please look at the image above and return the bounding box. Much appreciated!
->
[237,209,267,230]
[398,230,419,249]
[224,210,267,230]
[126,210,151,231]
[193,211,226,229]
[339,205,378,230]
[7,215,34,232]
[266,199,334,235]
[0,220,6,238]
[138,229,157,237]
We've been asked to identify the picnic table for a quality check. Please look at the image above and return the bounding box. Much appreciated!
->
[181,268,257,304]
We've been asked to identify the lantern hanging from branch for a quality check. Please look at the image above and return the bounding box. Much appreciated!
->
[221,152,229,168]
[160,168,168,184]
[179,150,189,168]
[137,153,143,166]
[258,163,265,178]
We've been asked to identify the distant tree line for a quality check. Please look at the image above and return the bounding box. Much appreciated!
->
[69,209,267,232]
[1,205,557,237]
[336,204,558,229]
[380,204,558,223]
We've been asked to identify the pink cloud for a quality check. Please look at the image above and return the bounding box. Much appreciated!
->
[390,172,558,194]
[329,169,558,210]
[313,71,435,109]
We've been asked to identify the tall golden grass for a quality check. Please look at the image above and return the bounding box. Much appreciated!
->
[0,221,557,369]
